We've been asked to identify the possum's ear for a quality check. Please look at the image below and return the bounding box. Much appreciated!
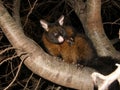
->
[40,20,49,31]
[58,15,64,26]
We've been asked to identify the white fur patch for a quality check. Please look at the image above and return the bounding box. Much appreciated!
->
[58,36,64,43]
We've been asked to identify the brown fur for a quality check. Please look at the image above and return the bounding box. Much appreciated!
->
[42,25,96,64]
[60,35,95,64]
[42,34,60,56]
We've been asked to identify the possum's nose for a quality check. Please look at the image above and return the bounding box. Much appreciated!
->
[58,36,64,43]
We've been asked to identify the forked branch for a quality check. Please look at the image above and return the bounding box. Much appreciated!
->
[91,64,120,90]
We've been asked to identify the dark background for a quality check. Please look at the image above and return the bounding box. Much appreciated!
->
[0,0,120,89]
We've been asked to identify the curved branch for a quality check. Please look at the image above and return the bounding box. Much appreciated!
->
[67,0,120,59]
[85,0,120,58]
[0,1,95,89]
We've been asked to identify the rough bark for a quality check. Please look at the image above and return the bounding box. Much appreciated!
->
[0,1,96,89]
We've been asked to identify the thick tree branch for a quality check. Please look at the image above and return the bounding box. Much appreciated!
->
[84,0,120,58]
[0,1,96,89]
[67,0,120,59]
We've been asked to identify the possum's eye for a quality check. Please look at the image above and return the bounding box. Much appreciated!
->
[53,32,58,37]
[59,29,64,34]
[59,29,66,37]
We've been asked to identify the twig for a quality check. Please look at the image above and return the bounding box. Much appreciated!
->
[110,38,120,45]
[0,47,15,55]
[3,57,24,90]
[0,45,11,49]
[0,66,18,79]
[34,78,41,90]
[0,50,27,65]
[91,63,120,90]
[103,18,120,25]
[23,0,38,27]
[119,29,120,39]
[13,0,22,27]
[23,73,33,90]
[0,54,18,65]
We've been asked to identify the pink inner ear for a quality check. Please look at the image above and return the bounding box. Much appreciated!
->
[58,15,64,26]
[40,20,49,31]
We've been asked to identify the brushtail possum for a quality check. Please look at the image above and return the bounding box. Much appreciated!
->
[40,15,119,73]
[40,15,119,90]
[40,15,96,64]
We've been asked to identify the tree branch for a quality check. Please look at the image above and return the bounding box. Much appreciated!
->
[13,0,22,27]
[91,64,120,90]
[0,1,96,89]
[67,0,120,59]
[4,58,24,90]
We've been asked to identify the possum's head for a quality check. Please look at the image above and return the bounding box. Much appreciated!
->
[40,15,66,44]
